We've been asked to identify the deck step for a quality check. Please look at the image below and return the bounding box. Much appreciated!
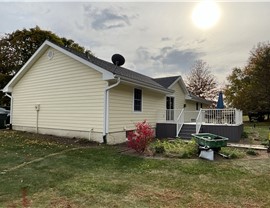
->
[178,124,197,139]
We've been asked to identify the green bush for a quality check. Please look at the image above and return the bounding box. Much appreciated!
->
[241,131,248,139]
[154,140,166,154]
[246,149,258,156]
[261,139,269,146]
[220,147,246,159]
[150,139,198,158]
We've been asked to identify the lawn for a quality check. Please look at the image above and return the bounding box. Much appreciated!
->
[0,130,270,208]
[242,120,270,145]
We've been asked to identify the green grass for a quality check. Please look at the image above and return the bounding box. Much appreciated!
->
[1,130,270,207]
[220,147,246,159]
[243,120,270,145]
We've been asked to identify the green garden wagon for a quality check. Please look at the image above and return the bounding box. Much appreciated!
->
[191,133,228,150]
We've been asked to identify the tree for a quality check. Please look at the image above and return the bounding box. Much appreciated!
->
[224,42,270,114]
[0,26,92,106]
[185,60,218,102]
[224,68,243,108]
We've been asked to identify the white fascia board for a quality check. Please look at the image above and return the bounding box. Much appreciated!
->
[119,76,173,94]
[185,95,192,100]
[3,40,114,93]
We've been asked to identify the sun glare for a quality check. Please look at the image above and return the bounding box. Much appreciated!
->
[192,0,221,30]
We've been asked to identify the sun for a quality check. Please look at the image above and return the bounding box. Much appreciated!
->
[192,0,221,30]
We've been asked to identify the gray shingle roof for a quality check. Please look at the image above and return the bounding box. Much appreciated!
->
[154,75,211,104]
[89,56,167,90]
[57,42,168,91]
[153,76,180,88]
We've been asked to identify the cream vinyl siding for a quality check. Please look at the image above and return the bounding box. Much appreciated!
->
[185,100,197,111]
[185,101,209,111]
[109,84,165,132]
[170,82,186,110]
[12,47,106,132]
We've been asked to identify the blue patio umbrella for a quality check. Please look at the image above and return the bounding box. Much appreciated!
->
[217,91,224,109]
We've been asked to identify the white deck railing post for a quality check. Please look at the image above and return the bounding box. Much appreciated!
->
[176,109,184,137]
[196,109,203,134]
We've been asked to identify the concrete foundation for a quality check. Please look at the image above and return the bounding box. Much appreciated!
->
[13,125,103,143]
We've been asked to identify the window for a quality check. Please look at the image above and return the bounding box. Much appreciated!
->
[196,103,203,110]
[134,88,142,112]
[166,96,174,120]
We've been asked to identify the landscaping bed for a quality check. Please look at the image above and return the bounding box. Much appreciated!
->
[121,138,269,160]
[124,120,270,160]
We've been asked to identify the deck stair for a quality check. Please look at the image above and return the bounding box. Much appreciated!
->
[178,124,198,139]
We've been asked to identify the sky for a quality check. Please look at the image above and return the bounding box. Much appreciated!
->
[1,1,270,85]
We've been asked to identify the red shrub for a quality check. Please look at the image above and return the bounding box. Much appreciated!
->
[127,120,154,153]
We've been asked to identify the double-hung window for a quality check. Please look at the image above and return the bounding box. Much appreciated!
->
[134,88,142,112]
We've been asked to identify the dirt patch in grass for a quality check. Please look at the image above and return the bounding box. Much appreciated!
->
[131,188,183,207]
[49,197,80,208]
[244,150,269,160]
[4,130,100,147]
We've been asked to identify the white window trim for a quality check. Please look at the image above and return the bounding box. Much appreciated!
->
[133,88,143,113]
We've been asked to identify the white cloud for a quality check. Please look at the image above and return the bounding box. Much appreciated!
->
[1,2,270,85]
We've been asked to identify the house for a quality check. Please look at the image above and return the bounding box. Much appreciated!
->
[3,40,242,144]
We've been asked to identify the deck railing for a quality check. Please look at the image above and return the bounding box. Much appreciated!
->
[165,109,183,122]
[202,108,242,125]
[196,109,203,134]
[176,109,184,136]
[160,108,243,126]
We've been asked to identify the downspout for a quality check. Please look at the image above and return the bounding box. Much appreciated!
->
[103,77,121,144]
[5,93,13,129]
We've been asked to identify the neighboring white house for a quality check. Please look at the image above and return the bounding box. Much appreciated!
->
[3,40,210,144]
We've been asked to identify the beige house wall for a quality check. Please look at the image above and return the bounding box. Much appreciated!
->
[169,82,210,123]
[109,83,166,133]
[12,47,106,142]
[169,82,186,110]
[9,44,211,144]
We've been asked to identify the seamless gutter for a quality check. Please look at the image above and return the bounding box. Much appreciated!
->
[117,75,174,94]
